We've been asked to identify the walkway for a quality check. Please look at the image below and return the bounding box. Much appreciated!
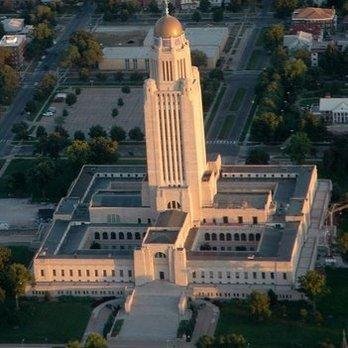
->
[117,281,184,342]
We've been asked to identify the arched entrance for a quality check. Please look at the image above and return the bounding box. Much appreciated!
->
[153,252,169,281]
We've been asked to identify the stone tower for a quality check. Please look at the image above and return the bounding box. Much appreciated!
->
[143,14,207,222]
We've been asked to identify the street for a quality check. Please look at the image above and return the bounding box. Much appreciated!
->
[0,1,96,157]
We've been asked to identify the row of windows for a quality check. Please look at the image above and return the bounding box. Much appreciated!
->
[94,231,144,241]
[40,269,132,278]
[204,232,261,242]
[196,292,293,300]
[106,215,152,225]
[221,172,297,179]
[199,245,255,252]
[191,271,287,280]
[202,216,258,225]
[32,290,123,296]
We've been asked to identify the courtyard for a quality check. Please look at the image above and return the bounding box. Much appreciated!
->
[38,87,144,136]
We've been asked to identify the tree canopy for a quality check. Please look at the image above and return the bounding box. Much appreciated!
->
[246,148,270,164]
[191,50,208,69]
[248,291,271,321]
[285,132,311,164]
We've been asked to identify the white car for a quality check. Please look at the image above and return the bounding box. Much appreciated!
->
[0,222,9,230]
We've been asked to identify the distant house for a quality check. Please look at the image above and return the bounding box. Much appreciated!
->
[2,18,25,33]
[292,7,337,31]
[283,31,313,51]
[316,98,348,124]
[0,34,26,67]
[290,23,323,42]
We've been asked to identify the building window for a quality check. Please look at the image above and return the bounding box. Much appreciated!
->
[102,232,108,240]
[128,270,132,278]
[209,271,213,279]
[192,271,196,278]
[135,232,141,240]
[256,233,261,241]
[244,272,248,279]
[78,270,82,277]
[137,218,141,224]
[236,272,240,279]
[127,232,133,240]
[61,270,65,277]
[125,59,130,70]
[226,271,231,278]
[213,218,217,225]
[95,232,100,240]
[154,252,166,258]
[53,269,56,276]
[86,270,90,277]
[226,233,231,241]
[112,270,115,277]
[119,232,124,240]
[223,216,229,224]
[218,271,222,279]
[270,272,274,279]
[95,270,98,277]
[202,218,206,224]
[219,233,225,241]
[40,270,44,277]
[283,273,287,280]
[234,233,240,241]
[212,233,217,241]
[120,270,124,277]
[103,270,107,277]
[205,233,210,241]
[133,58,137,69]
[238,216,243,224]
[253,216,258,224]
[147,218,151,224]
[111,232,116,240]
[262,272,265,279]
[241,233,246,241]
[253,272,257,279]
[248,234,254,242]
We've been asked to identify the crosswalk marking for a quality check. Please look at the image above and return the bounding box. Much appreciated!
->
[0,139,11,144]
[206,140,237,145]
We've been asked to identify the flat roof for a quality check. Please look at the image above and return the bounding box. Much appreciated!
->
[0,34,26,47]
[144,229,180,244]
[155,210,187,227]
[214,191,268,209]
[92,191,142,207]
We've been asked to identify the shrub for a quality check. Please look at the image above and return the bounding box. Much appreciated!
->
[117,98,124,106]
[112,108,118,118]
[75,87,81,95]
[66,93,77,106]
[62,109,69,117]
[121,85,130,94]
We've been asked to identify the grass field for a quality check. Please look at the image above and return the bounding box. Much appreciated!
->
[215,268,347,348]
[246,50,262,70]
[8,246,35,267]
[205,85,226,132]
[0,298,93,343]
[218,113,236,139]
[229,88,246,112]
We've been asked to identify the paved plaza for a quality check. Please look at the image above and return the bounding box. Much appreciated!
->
[117,281,185,342]
[39,87,144,136]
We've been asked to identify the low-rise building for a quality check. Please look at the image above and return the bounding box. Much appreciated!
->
[292,7,337,31]
[0,34,26,67]
[315,97,348,124]
[2,18,25,33]
[283,31,313,51]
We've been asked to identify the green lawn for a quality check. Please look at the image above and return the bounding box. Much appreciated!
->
[246,50,262,70]
[229,88,246,111]
[8,246,35,267]
[298,97,318,107]
[218,113,236,139]
[205,85,226,132]
[215,268,347,348]
[0,298,92,343]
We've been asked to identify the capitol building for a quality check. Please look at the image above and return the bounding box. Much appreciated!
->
[30,13,331,301]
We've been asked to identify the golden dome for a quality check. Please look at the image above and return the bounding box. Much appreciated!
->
[154,15,184,39]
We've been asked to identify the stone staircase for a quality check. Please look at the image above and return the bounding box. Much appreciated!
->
[115,281,185,342]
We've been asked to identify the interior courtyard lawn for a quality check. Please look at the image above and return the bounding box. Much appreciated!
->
[0,298,93,343]
[215,268,348,348]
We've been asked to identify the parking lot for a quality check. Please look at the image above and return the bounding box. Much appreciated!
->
[0,198,54,228]
[38,87,144,136]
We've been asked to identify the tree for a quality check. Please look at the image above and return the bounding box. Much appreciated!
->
[274,0,299,18]
[148,0,160,13]
[66,140,91,170]
[74,130,86,141]
[112,108,119,118]
[36,125,47,139]
[250,112,282,143]
[38,132,69,158]
[8,263,32,310]
[110,126,126,142]
[0,64,20,104]
[66,93,77,106]
[264,24,284,50]
[75,87,81,95]
[337,233,348,256]
[320,44,347,76]
[199,0,211,12]
[89,137,118,164]
[63,109,69,117]
[299,308,308,323]
[12,122,29,141]
[128,127,144,141]
[0,287,5,303]
[284,59,307,86]
[209,68,223,81]
[33,23,54,48]
[67,341,81,348]
[298,270,328,311]
[36,73,57,100]
[248,291,271,321]
[6,172,27,197]
[224,333,246,348]
[285,132,311,164]
[88,125,107,139]
[117,98,124,107]
[84,332,107,348]
[192,10,202,22]
[300,112,327,141]
[191,50,208,69]
[0,247,11,271]
[246,148,270,164]
[121,85,130,94]
[212,7,224,22]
